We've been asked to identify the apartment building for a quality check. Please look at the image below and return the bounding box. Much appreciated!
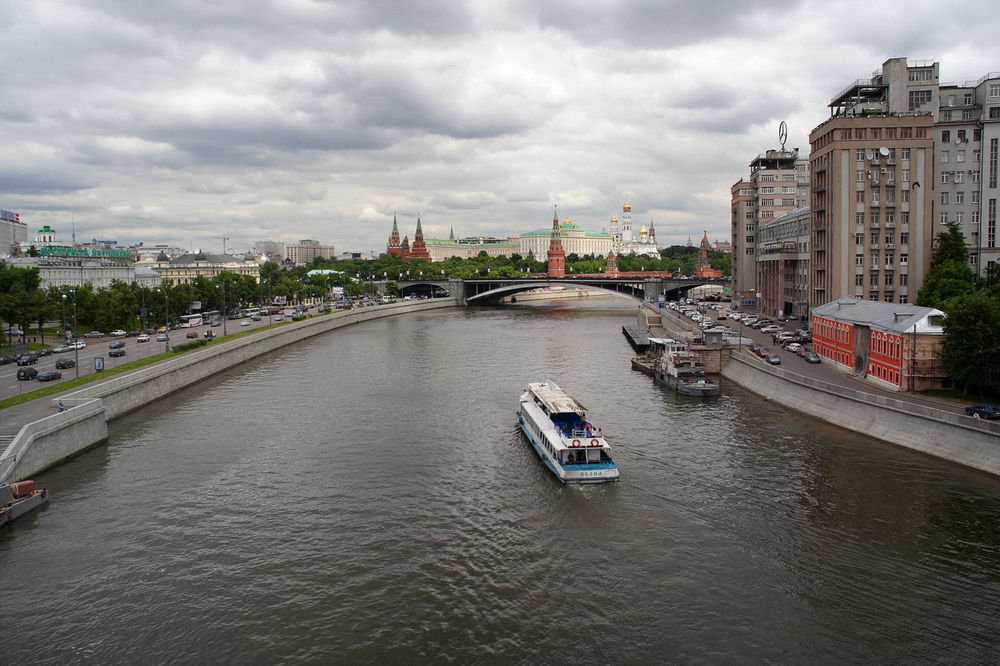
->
[756,206,811,319]
[808,58,937,309]
[936,72,1000,276]
[730,148,808,307]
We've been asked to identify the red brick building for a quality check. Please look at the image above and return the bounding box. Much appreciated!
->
[811,298,946,391]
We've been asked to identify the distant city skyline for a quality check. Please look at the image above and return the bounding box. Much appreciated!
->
[2,1,997,255]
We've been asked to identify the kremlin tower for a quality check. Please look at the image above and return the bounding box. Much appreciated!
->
[406,215,431,261]
[546,207,566,278]
[386,214,403,258]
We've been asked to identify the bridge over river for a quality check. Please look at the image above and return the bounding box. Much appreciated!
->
[395,275,731,304]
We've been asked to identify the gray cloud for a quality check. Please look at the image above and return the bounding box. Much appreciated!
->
[1,0,998,253]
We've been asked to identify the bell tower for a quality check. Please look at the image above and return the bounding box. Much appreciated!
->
[546,207,565,278]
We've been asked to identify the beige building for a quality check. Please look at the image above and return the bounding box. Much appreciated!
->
[516,217,613,260]
[285,239,335,266]
[756,206,811,319]
[809,58,938,309]
[731,148,808,307]
[155,251,260,285]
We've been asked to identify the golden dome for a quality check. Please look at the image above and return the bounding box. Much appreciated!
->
[623,200,631,212]
[610,216,618,223]
[639,226,648,235]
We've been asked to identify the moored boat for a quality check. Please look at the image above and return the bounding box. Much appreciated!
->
[516,380,620,484]
[649,338,721,397]
[1,480,49,526]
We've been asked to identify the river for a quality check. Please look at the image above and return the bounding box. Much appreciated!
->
[2,297,999,664]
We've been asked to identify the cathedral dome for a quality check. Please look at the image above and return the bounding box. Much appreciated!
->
[623,201,631,212]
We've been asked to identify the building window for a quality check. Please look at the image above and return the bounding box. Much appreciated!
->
[856,274,864,286]
[941,151,950,164]
[901,190,909,203]
[902,148,911,160]
[871,232,879,245]
[941,192,949,205]
[857,149,866,161]
[990,84,1000,97]
[857,213,865,226]
[958,129,967,142]
[856,256,864,266]
[956,191,965,204]
[965,93,974,105]
[885,273,894,285]
[972,171,981,183]
[941,172,950,184]
[955,172,965,183]
[872,190,879,204]
[973,191,980,204]
[856,234,865,245]
[857,191,865,203]
[991,108,1000,119]
[942,130,951,143]
[901,232,909,244]
[957,151,966,163]
[956,211,964,224]
[857,170,865,182]
[910,69,934,82]
[974,149,981,162]
[942,110,952,122]
[901,169,910,182]
[870,272,879,286]
[940,212,950,225]
[870,253,879,268]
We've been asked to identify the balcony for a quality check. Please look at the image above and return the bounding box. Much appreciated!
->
[870,223,880,229]
[871,201,880,207]
[885,243,895,250]
[885,222,896,228]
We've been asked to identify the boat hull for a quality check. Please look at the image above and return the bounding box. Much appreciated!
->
[654,370,721,397]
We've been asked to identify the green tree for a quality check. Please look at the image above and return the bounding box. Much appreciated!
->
[916,260,976,308]
[932,221,969,268]
[939,287,1000,394]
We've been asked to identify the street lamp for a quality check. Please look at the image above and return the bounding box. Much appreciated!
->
[64,289,79,380]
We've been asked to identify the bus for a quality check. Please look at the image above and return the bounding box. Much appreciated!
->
[202,310,222,326]
[179,314,203,328]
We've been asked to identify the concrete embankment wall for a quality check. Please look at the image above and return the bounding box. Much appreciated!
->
[722,353,1000,477]
[0,298,461,482]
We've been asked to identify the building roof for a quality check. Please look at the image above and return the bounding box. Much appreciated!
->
[812,298,944,334]
[169,253,248,265]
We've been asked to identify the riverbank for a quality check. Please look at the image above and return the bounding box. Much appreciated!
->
[0,296,462,482]
[636,303,1000,478]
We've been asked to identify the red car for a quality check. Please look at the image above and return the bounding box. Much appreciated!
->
[186,331,198,338]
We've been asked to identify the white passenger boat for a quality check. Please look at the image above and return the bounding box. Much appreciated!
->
[516,380,620,484]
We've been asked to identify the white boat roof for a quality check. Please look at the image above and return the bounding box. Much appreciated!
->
[526,381,587,414]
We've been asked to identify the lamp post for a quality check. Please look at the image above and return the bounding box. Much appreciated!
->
[220,282,228,336]
[68,289,79,380]
[60,294,67,340]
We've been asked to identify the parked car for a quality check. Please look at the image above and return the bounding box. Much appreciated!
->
[765,354,781,365]
[69,340,87,350]
[109,340,126,349]
[186,331,199,338]
[760,325,782,334]
[36,348,53,357]
[84,331,105,338]
[756,347,771,358]
[55,358,76,369]
[0,354,18,365]
[16,367,38,380]
[16,354,39,366]
[785,343,803,354]
[802,352,822,363]
[37,370,62,382]
[964,403,1000,419]
[109,348,127,357]
[110,329,127,337]
[136,334,150,342]
[126,330,141,337]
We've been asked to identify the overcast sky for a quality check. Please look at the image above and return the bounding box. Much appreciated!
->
[3,1,998,256]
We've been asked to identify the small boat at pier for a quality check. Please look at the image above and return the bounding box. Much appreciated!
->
[516,380,620,484]
[649,338,721,397]
[1,480,49,526]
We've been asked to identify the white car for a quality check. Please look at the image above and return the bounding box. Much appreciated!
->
[760,325,782,334]
[69,340,87,350]
[110,329,127,337]
[156,333,168,342]
[136,334,150,342]
[240,320,252,327]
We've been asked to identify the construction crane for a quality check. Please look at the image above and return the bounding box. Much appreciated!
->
[210,236,230,255]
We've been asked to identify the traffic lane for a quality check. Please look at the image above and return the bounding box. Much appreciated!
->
[0,312,312,400]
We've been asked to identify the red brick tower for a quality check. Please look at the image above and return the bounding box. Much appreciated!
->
[693,230,722,278]
[386,213,403,258]
[605,251,619,278]
[405,215,431,261]
[546,207,565,278]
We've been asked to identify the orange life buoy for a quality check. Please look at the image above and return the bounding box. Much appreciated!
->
[590,438,600,447]
[570,439,581,447]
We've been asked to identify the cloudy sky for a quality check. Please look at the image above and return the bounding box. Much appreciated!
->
[3,1,998,256]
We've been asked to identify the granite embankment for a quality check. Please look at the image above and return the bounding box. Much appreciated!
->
[0,297,462,483]
[721,351,1000,477]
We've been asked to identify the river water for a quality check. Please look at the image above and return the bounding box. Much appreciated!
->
[2,297,999,664]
